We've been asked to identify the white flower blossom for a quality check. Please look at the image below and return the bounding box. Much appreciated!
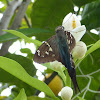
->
[62,12,86,43]
[62,13,81,31]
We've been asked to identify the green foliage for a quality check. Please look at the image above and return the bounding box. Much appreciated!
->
[77,96,86,100]
[72,0,97,7]
[27,96,53,100]
[20,48,34,60]
[81,32,99,45]
[14,89,27,100]
[0,0,100,100]
[0,56,58,100]
[81,0,100,30]
[0,53,36,96]
[31,0,73,30]
[0,28,53,43]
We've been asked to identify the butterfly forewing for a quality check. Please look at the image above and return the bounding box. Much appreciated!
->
[34,35,58,63]
[34,31,76,63]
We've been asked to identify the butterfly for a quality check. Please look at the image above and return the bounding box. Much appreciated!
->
[34,26,80,94]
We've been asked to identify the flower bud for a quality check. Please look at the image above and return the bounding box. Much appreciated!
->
[61,86,73,100]
[72,41,87,59]
[50,61,63,71]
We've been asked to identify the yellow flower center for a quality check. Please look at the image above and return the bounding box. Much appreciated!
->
[72,17,76,29]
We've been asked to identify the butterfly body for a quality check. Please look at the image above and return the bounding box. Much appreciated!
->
[55,26,71,70]
[34,26,80,94]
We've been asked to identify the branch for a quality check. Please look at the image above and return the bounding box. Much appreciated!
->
[10,0,31,29]
[0,0,31,56]
[0,0,21,35]
[24,14,32,28]
[6,0,10,5]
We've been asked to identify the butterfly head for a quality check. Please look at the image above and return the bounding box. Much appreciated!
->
[55,26,64,33]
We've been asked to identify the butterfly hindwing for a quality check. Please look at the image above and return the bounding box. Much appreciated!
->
[65,31,76,53]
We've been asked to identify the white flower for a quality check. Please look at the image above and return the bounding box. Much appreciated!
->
[62,13,87,59]
[61,86,73,100]
[62,13,86,43]
[50,60,63,71]
[72,41,87,59]
[62,13,81,31]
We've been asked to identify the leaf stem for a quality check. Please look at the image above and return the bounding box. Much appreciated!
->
[65,69,71,87]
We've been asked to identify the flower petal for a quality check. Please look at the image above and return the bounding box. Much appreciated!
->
[62,13,81,31]
[71,25,86,42]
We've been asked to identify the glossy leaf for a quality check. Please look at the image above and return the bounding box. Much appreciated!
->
[28,96,53,100]
[81,1,100,30]
[81,32,99,45]
[31,0,73,30]
[0,56,59,100]
[14,89,27,100]
[72,0,97,7]
[0,28,53,43]
[77,96,86,100]
[3,30,42,46]
[0,54,36,96]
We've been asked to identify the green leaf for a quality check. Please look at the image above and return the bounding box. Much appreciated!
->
[3,30,42,46]
[0,28,53,43]
[86,76,100,100]
[31,0,73,30]
[14,88,27,100]
[77,96,86,100]
[72,0,97,7]
[0,56,59,100]
[5,53,36,76]
[81,32,99,46]
[0,54,36,96]
[27,96,53,100]
[20,48,34,60]
[81,0,100,30]
[0,0,7,4]
[0,54,35,81]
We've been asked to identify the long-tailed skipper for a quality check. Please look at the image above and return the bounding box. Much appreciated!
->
[34,26,80,94]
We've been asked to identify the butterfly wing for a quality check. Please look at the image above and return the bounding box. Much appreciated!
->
[33,31,76,63]
[69,54,80,94]
[65,31,76,53]
[33,35,58,63]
